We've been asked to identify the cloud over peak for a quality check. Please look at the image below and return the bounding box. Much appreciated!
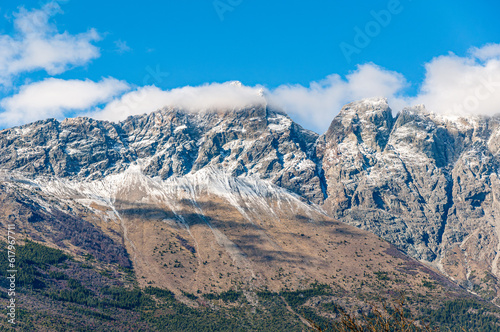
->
[266,64,407,131]
[90,81,267,122]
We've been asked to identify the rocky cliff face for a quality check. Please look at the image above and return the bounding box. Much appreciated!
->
[317,98,500,302]
[317,100,454,261]
[0,106,324,203]
[2,99,500,303]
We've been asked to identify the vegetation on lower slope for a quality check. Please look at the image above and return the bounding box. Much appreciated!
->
[306,299,500,332]
[1,240,499,331]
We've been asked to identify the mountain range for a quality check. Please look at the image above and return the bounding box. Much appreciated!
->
[1,97,500,330]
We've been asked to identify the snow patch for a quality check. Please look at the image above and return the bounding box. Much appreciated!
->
[174,125,187,133]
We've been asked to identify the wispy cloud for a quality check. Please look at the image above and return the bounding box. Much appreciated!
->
[0,1,101,87]
[114,39,131,54]
[0,78,129,127]
[470,43,500,61]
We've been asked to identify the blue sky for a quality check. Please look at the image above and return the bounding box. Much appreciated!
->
[1,0,500,133]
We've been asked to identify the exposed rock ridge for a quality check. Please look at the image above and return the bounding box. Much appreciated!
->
[0,105,324,203]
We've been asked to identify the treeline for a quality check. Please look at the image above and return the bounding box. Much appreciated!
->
[0,239,68,290]
[49,281,153,310]
[423,299,500,331]
[204,289,243,302]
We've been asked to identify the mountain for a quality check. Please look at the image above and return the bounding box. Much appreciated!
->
[1,101,500,330]
[317,98,500,302]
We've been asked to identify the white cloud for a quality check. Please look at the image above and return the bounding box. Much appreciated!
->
[1,33,499,134]
[114,40,131,54]
[267,63,407,132]
[0,78,129,126]
[470,43,500,61]
[410,44,500,116]
[267,43,500,132]
[88,65,406,133]
[90,81,266,122]
[0,2,100,87]
[10,42,499,133]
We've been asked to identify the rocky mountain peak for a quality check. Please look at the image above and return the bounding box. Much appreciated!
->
[0,104,324,202]
[323,97,394,153]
